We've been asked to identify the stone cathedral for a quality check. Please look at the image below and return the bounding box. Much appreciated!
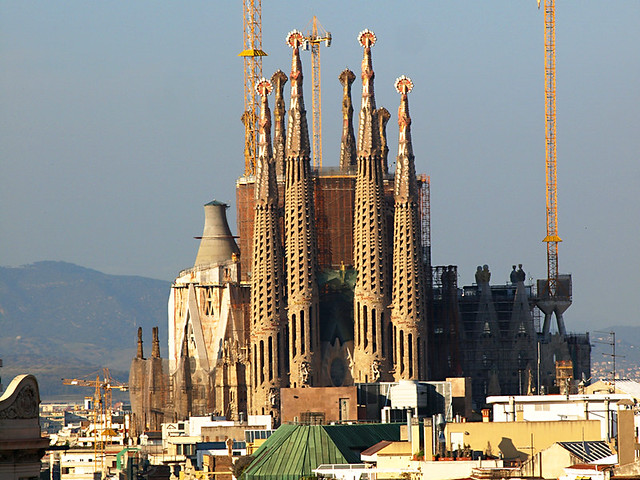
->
[168,29,430,422]
[129,28,591,431]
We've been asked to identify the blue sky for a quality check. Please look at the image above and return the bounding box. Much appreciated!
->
[1,1,639,332]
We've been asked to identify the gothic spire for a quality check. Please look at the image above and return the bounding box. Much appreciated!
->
[271,70,288,178]
[390,76,427,381]
[283,29,319,388]
[255,78,277,203]
[285,31,310,160]
[356,29,379,158]
[394,76,417,202]
[352,29,392,383]
[339,68,357,171]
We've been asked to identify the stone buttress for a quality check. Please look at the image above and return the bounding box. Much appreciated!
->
[283,31,320,388]
[352,30,392,383]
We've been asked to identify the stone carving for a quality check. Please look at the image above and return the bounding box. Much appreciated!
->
[475,265,492,284]
[269,388,279,407]
[510,264,526,284]
[371,360,383,382]
[300,361,312,386]
[0,385,38,419]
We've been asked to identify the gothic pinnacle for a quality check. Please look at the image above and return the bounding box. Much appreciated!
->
[285,30,310,159]
[339,69,357,171]
[394,75,417,202]
[255,78,277,203]
[357,29,379,158]
[271,70,288,178]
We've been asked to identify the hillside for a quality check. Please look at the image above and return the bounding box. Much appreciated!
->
[0,261,170,399]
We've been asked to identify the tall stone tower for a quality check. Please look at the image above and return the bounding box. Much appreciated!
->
[390,76,428,380]
[250,78,288,419]
[284,31,320,388]
[339,68,357,172]
[352,30,392,383]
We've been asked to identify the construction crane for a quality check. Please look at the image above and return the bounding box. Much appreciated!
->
[62,368,128,477]
[302,16,331,170]
[238,0,267,176]
[536,0,570,339]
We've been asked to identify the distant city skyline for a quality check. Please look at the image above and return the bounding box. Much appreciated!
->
[1,1,639,332]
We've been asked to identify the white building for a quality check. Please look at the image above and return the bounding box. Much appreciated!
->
[487,393,635,440]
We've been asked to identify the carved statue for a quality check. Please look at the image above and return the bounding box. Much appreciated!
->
[517,264,526,282]
[371,360,383,382]
[269,388,279,407]
[510,265,518,284]
[300,361,312,386]
[482,265,491,283]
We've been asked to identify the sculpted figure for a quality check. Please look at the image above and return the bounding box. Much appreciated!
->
[475,266,483,284]
[371,360,383,382]
[300,361,312,386]
[510,265,518,284]
[517,264,526,282]
[269,388,279,407]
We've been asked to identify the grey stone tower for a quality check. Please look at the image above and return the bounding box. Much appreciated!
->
[352,30,392,383]
[284,31,320,388]
[391,76,428,380]
[250,78,288,419]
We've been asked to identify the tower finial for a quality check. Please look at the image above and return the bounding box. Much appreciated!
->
[356,29,379,158]
[255,78,277,203]
[394,76,416,201]
[285,30,310,159]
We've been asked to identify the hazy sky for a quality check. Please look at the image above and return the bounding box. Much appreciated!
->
[1,1,638,332]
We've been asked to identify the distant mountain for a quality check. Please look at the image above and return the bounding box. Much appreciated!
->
[0,261,170,399]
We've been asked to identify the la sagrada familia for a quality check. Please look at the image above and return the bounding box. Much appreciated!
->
[128,29,591,433]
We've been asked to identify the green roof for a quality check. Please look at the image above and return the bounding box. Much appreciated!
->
[242,423,401,480]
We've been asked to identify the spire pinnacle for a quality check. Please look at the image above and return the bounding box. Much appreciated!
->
[377,107,391,174]
[255,78,278,203]
[394,76,416,201]
[152,326,160,358]
[339,69,357,171]
[357,29,379,157]
[136,327,144,359]
[271,70,288,178]
[285,30,310,159]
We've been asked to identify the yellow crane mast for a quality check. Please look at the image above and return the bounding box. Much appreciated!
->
[540,0,561,296]
[303,17,331,170]
[238,0,267,176]
[63,368,128,478]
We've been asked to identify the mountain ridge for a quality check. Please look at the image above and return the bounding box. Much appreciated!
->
[0,261,171,399]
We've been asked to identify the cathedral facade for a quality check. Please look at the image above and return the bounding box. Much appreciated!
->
[129,29,590,428]
[166,29,430,421]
